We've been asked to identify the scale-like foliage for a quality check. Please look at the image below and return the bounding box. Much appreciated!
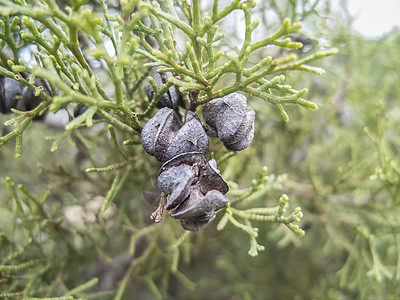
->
[7,0,394,299]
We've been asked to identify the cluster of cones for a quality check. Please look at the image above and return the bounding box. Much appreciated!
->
[142,69,255,231]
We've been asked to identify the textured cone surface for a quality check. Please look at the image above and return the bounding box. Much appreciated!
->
[172,188,229,231]
[141,108,175,156]
[169,186,203,219]
[153,110,180,161]
[147,68,182,109]
[0,75,6,113]
[166,83,182,109]
[2,77,24,113]
[141,107,180,161]
[24,77,51,110]
[223,110,255,151]
[173,187,217,231]
[179,216,216,231]
[159,152,207,175]
[21,87,38,111]
[158,165,195,210]
[147,68,172,107]
[198,159,229,195]
[0,75,50,120]
[164,112,209,161]
[224,116,255,152]
[203,92,247,142]
[170,189,229,219]
[22,77,51,111]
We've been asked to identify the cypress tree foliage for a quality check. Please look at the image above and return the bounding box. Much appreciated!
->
[5,0,399,299]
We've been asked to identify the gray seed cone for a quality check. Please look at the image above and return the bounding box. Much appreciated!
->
[170,186,229,231]
[159,152,207,175]
[198,159,229,195]
[153,110,180,161]
[157,164,195,210]
[146,68,182,109]
[223,110,255,152]
[141,108,180,161]
[203,92,247,142]
[0,75,50,117]
[203,92,255,152]
[0,76,24,113]
[164,111,209,161]
[22,77,51,111]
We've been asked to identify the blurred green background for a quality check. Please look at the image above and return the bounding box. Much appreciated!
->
[1,0,400,299]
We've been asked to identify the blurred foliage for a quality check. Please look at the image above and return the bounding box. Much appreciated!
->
[1,0,400,299]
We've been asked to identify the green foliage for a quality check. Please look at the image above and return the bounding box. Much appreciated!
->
[2,0,398,299]
[306,31,400,298]
[0,0,334,297]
